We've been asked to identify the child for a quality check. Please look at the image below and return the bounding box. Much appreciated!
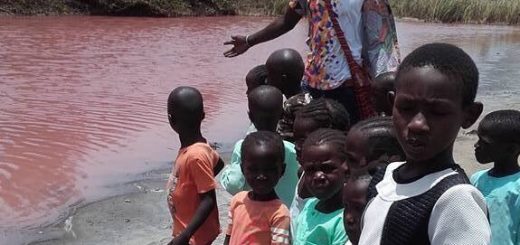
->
[224,131,291,245]
[166,86,224,245]
[471,109,520,245]
[372,72,396,117]
[265,48,311,142]
[294,128,349,244]
[245,64,268,94]
[358,43,491,244]
[219,85,299,206]
[290,98,350,236]
[343,174,372,245]
[345,116,405,176]
[342,117,405,245]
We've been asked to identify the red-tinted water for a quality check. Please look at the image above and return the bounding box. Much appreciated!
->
[1,16,519,243]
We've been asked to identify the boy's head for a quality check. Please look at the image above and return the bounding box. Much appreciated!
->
[167,86,205,133]
[392,43,483,162]
[301,129,348,201]
[293,98,350,162]
[475,110,520,164]
[343,174,372,245]
[241,131,286,195]
[346,117,405,176]
[248,85,283,132]
[246,65,268,94]
[265,48,305,97]
[373,72,396,116]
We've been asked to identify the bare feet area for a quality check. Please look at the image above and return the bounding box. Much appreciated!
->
[30,129,485,245]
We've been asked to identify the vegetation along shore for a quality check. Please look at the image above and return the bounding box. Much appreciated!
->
[0,0,519,24]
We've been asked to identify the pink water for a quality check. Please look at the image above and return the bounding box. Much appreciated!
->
[0,16,519,243]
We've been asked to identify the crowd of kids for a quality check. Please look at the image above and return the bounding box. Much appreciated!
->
[165,43,519,245]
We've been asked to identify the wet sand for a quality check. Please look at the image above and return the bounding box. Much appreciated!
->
[31,129,487,245]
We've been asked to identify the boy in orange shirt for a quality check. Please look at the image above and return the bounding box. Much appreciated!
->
[166,86,224,245]
[224,131,291,245]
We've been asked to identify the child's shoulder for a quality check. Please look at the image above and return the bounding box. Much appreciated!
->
[470,169,490,185]
[184,142,219,160]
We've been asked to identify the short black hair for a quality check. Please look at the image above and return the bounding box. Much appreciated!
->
[350,117,405,161]
[374,71,396,91]
[265,48,305,86]
[248,85,283,130]
[303,128,348,160]
[396,43,478,106]
[246,65,268,94]
[241,131,285,163]
[297,98,351,131]
[479,110,520,145]
[167,86,204,124]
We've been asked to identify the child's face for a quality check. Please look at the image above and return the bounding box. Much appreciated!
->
[345,128,369,172]
[342,179,370,245]
[392,66,480,162]
[302,143,347,200]
[242,145,285,195]
[293,117,320,163]
[474,127,507,164]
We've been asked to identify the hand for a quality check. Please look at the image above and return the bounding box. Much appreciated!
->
[223,35,250,57]
[167,233,190,245]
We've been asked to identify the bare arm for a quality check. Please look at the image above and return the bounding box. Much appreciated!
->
[224,235,231,245]
[214,157,224,176]
[223,6,302,57]
[168,190,217,245]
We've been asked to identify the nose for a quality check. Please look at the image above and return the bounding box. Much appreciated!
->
[474,140,480,149]
[313,171,326,183]
[408,112,430,134]
[345,211,355,224]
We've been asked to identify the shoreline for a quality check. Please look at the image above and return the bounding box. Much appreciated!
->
[27,130,486,245]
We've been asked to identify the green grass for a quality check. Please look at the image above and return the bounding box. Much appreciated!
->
[1,0,518,24]
[391,0,520,24]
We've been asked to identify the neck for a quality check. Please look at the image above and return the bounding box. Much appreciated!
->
[249,190,278,201]
[254,123,277,132]
[400,145,456,181]
[179,129,205,148]
[284,87,301,98]
[316,190,343,213]
[490,157,520,177]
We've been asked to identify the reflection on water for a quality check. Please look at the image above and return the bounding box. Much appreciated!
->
[0,16,519,243]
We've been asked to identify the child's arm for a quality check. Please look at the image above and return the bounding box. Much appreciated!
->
[214,157,224,176]
[271,212,291,245]
[219,141,248,195]
[223,235,231,245]
[169,190,217,245]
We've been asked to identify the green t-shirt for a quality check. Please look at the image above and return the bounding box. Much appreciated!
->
[218,139,299,207]
[294,198,348,245]
[471,169,520,245]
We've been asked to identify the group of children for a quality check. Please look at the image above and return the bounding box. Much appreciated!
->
[165,43,520,245]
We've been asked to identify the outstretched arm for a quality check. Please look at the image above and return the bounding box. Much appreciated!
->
[223,4,302,57]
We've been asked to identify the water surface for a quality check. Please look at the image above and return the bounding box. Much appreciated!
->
[0,16,519,243]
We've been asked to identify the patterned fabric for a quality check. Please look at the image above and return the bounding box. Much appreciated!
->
[277,93,312,142]
[226,191,291,245]
[288,0,400,90]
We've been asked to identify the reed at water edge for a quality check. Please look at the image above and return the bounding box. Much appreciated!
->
[244,0,520,25]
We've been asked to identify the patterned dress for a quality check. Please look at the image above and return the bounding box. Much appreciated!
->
[289,0,400,90]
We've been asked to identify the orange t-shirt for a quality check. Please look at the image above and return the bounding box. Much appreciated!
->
[166,142,220,245]
[226,191,291,245]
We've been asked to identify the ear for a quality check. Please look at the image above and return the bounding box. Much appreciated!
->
[462,102,483,129]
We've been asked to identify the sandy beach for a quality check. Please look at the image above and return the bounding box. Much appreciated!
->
[29,128,487,245]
